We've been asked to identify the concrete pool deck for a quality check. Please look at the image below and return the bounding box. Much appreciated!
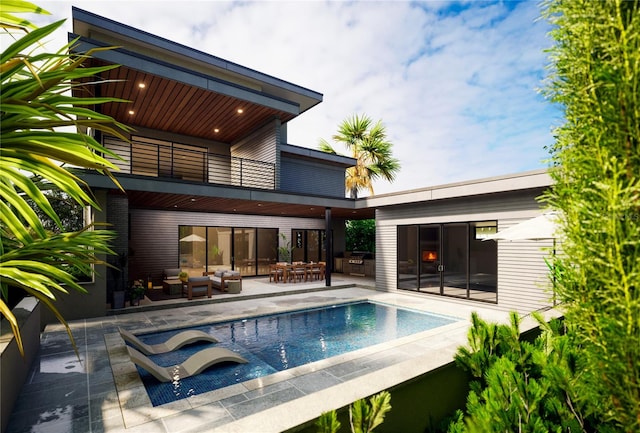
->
[5,275,560,432]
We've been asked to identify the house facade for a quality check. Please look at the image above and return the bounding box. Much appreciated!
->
[366,169,554,313]
[47,8,555,324]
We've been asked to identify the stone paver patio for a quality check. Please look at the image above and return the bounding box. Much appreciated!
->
[5,275,557,433]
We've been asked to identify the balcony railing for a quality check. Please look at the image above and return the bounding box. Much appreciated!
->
[104,136,275,190]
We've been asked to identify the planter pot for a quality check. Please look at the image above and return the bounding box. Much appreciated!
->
[227,280,242,294]
[112,291,125,309]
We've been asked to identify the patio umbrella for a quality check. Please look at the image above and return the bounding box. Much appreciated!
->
[484,211,561,305]
[483,211,560,241]
[180,234,206,242]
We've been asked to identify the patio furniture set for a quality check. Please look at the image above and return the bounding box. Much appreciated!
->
[162,268,243,300]
[269,262,326,283]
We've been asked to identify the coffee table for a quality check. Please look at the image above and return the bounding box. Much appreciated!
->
[162,279,184,296]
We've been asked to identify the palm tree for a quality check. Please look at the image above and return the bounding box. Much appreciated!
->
[1,1,130,356]
[319,114,400,198]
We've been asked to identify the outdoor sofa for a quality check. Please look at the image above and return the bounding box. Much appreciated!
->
[203,270,242,292]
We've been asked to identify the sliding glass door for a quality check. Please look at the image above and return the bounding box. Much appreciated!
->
[419,225,441,294]
[181,226,278,276]
[442,224,468,298]
[397,222,497,303]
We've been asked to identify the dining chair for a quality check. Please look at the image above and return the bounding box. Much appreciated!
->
[292,263,307,282]
[269,264,283,283]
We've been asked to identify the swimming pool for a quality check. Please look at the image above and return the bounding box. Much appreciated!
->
[130,301,458,406]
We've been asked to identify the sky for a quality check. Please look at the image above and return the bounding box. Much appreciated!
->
[34,0,562,196]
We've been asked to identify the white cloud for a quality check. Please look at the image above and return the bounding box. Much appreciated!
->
[36,0,559,196]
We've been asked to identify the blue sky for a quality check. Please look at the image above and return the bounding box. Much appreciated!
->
[36,0,561,196]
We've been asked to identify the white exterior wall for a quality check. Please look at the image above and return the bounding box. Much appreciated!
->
[375,189,555,313]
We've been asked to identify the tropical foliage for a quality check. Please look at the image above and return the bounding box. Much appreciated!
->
[540,0,640,430]
[345,219,375,253]
[319,114,400,198]
[445,313,613,432]
[1,1,130,356]
[442,1,639,431]
[316,391,391,433]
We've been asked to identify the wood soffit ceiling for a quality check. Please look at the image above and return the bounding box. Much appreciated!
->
[81,58,369,220]
[121,190,375,220]
[82,59,297,143]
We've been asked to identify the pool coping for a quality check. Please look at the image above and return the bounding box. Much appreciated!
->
[107,305,467,428]
[104,289,562,431]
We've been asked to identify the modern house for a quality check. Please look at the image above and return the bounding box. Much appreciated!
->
[50,8,555,324]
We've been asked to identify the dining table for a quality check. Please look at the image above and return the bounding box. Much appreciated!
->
[271,262,325,283]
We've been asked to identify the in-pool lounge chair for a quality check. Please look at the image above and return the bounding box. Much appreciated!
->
[119,328,218,355]
[126,346,248,382]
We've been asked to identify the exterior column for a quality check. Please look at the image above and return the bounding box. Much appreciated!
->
[325,207,332,286]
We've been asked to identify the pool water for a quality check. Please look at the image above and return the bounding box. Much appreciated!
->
[132,301,458,406]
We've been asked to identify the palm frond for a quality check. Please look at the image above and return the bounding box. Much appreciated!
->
[1,3,130,358]
[0,0,49,32]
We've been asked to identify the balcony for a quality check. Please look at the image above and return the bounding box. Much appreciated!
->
[103,136,275,189]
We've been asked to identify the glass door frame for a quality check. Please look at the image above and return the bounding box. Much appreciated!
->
[397,221,498,303]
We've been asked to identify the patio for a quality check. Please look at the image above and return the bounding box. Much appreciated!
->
[5,275,556,433]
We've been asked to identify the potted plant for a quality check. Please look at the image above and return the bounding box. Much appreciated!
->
[128,279,146,306]
[278,233,292,263]
[178,271,189,283]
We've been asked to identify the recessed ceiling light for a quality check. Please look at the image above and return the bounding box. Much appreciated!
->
[138,83,146,89]
[237,108,244,114]
[190,198,196,202]
[128,110,135,115]
[214,128,220,133]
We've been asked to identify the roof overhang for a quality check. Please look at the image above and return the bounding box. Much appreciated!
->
[280,144,356,167]
[80,172,374,220]
[362,169,552,209]
[70,7,323,143]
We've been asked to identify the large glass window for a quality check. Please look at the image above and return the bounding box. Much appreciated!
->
[397,221,497,303]
[179,226,206,273]
[235,228,256,275]
[207,227,232,272]
[419,225,441,294]
[180,226,278,277]
[397,226,418,289]
[291,229,305,262]
[442,224,468,298]
[290,229,326,263]
[257,228,278,274]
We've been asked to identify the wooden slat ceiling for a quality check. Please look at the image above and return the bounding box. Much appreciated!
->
[80,59,368,219]
[122,190,374,220]
[80,60,296,143]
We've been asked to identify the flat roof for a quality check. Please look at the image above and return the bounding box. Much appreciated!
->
[359,168,552,210]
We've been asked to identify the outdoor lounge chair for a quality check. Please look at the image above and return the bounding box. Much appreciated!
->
[183,276,212,299]
[119,328,218,355]
[126,345,248,382]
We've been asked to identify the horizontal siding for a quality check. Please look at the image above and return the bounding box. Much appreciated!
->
[375,189,555,313]
[280,156,346,198]
[128,208,324,284]
[375,222,397,292]
[376,190,544,224]
[232,120,278,165]
[495,218,555,313]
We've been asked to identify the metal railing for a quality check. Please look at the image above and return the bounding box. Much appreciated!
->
[104,136,275,189]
